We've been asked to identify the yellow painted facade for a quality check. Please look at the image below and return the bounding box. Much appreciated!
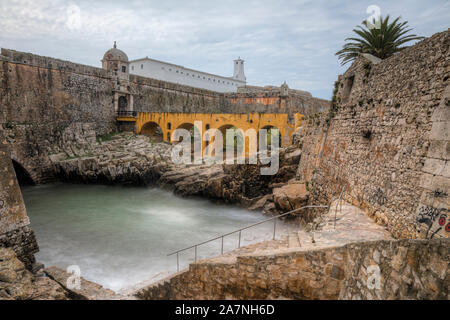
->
[118,112,304,156]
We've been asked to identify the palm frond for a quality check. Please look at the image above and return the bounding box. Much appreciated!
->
[336,15,425,65]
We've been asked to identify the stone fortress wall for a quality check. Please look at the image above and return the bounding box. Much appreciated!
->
[0,131,38,268]
[0,47,329,184]
[0,30,448,299]
[295,29,450,240]
[0,46,328,268]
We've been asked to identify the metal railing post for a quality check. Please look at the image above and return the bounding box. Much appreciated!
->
[273,219,277,240]
[195,245,197,262]
[221,236,224,254]
[238,230,241,248]
[176,252,179,272]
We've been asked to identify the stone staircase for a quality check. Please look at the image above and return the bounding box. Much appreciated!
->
[199,199,392,264]
[134,201,406,300]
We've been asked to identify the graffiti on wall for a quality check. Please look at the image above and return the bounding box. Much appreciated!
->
[366,187,387,206]
[416,205,449,239]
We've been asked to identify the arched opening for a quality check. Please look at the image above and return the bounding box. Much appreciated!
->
[260,125,282,151]
[174,123,201,158]
[175,123,201,143]
[218,124,244,161]
[118,96,128,113]
[140,121,163,142]
[12,160,35,186]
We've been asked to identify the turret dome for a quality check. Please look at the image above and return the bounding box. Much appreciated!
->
[103,41,128,62]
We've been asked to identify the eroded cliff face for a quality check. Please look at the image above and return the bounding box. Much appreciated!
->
[294,29,450,239]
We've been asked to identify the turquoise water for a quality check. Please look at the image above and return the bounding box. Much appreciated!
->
[22,183,286,292]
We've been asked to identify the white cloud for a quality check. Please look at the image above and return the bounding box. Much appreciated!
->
[0,0,448,99]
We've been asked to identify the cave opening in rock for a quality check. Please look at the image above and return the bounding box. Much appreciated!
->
[12,160,35,186]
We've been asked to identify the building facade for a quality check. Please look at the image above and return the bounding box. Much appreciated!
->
[129,56,246,92]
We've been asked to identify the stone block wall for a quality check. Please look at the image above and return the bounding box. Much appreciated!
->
[225,91,329,119]
[0,49,116,183]
[0,48,328,183]
[0,130,38,269]
[137,239,449,300]
[296,29,449,239]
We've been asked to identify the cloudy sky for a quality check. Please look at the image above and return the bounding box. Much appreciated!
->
[0,0,449,99]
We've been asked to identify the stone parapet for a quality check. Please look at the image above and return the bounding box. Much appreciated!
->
[136,239,449,300]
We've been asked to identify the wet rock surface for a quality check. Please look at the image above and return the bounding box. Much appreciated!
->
[44,266,131,300]
[0,248,68,300]
[52,133,305,216]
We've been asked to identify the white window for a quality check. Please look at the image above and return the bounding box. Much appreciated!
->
[131,66,134,71]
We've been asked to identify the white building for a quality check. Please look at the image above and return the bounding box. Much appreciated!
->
[129,56,246,93]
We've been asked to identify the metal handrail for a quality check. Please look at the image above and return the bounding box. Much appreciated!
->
[116,110,137,117]
[167,204,328,272]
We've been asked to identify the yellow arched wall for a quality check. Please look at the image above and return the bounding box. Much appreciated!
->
[127,112,303,156]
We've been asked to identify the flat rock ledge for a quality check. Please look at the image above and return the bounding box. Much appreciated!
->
[44,266,132,300]
[0,247,133,300]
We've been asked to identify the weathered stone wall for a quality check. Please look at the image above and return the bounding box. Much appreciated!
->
[293,112,328,184]
[136,239,449,300]
[225,91,329,119]
[296,29,449,239]
[0,130,38,268]
[130,74,329,117]
[0,48,327,183]
[0,49,116,183]
[129,74,224,113]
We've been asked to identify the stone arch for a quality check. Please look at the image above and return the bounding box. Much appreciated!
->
[118,96,128,113]
[217,124,244,158]
[140,121,164,142]
[11,159,35,186]
[175,123,201,143]
[260,125,282,149]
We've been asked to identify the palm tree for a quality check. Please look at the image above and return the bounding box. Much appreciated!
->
[336,15,424,65]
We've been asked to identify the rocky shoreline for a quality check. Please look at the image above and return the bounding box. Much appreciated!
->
[51,132,313,219]
[0,131,319,300]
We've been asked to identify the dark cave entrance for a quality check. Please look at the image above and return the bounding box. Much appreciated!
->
[12,160,35,186]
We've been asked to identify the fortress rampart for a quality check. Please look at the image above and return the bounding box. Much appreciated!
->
[295,29,450,239]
